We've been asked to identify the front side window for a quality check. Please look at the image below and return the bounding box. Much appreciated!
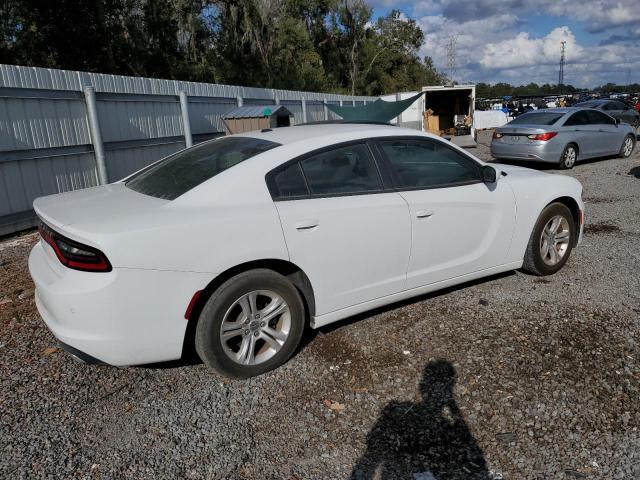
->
[298,144,382,195]
[380,139,480,189]
[126,136,280,200]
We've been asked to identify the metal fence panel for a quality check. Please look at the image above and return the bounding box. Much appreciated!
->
[97,97,183,143]
[0,64,378,235]
[0,96,89,151]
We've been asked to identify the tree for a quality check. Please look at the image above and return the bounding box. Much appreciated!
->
[0,0,447,95]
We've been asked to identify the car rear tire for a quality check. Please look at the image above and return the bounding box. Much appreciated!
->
[195,269,305,378]
[559,144,577,169]
[619,134,635,158]
[522,203,575,276]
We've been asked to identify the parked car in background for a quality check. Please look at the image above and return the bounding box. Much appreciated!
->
[574,99,640,129]
[491,108,636,169]
[30,124,584,378]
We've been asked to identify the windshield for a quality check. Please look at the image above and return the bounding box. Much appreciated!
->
[125,136,280,200]
[508,112,564,125]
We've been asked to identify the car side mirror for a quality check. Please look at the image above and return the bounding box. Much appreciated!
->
[481,165,497,183]
[615,118,621,125]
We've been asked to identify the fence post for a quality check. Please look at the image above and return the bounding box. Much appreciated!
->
[352,98,356,107]
[301,98,307,123]
[323,98,328,120]
[179,91,193,148]
[83,86,108,185]
[237,95,243,107]
[396,92,402,125]
[275,97,280,106]
[339,99,343,107]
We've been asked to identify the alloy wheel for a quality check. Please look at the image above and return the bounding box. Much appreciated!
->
[563,147,576,168]
[623,137,634,157]
[539,215,571,266]
[219,290,291,366]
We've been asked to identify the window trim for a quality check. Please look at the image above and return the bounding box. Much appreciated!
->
[266,139,391,201]
[374,136,484,192]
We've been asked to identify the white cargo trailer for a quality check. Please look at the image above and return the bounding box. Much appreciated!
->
[383,85,477,147]
[421,84,476,147]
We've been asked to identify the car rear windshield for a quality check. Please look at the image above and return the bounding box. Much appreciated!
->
[125,136,280,200]
[575,101,600,108]
[508,112,564,125]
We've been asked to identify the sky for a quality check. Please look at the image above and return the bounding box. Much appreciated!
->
[369,0,640,88]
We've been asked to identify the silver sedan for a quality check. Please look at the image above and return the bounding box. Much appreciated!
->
[490,107,636,169]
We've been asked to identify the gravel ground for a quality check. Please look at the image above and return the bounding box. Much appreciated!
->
[1,130,640,479]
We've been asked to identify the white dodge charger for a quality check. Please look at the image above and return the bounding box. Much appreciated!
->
[29,124,584,377]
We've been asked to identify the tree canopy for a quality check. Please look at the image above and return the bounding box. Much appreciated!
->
[0,0,445,95]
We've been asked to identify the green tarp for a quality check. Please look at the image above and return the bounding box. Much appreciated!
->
[326,91,424,122]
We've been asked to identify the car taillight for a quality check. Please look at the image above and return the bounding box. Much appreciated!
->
[493,131,503,139]
[38,222,112,272]
[527,132,558,141]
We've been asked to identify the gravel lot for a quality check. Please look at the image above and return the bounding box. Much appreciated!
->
[1,130,639,479]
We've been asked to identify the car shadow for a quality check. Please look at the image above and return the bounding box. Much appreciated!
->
[141,271,516,370]
[349,360,490,479]
[629,166,640,178]
[490,154,621,171]
[306,271,515,343]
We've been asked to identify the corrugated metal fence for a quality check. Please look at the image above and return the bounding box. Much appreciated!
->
[0,64,376,235]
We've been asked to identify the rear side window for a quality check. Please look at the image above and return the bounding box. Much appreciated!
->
[272,163,308,198]
[564,111,590,126]
[299,144,382,195]
[126,136,279,200]
[509,112,564,125]
[380,139,480,189]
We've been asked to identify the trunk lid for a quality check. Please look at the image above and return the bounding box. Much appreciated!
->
[33,183,168,238]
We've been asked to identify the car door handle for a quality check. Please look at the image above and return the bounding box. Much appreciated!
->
[295,219,319,230]
[416,209,434,219]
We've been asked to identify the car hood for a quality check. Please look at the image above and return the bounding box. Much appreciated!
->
[491,163,550,180]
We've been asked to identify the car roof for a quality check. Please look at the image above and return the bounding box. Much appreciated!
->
[523,108,573,114]
[233,123,421,146]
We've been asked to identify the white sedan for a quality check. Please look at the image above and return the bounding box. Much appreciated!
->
[29,124,584,378]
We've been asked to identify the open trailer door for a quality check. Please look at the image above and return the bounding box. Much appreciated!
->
[421,85,477,148]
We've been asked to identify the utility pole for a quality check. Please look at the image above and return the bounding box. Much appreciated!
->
[558,41,566,93]
[446,35,458,85]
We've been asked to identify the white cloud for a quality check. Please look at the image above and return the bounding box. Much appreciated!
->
[411,1,640,87]
[480,27,583,69]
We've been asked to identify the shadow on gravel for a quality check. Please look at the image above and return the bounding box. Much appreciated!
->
[491,155,620,171]
[311,271,515,341]
[630,166,640,178]
[350,360,489,480]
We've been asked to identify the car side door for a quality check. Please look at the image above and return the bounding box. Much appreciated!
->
[375,137,516,290]
[562,111,599,159]
[586,109,622,156]
[268,141,411,317]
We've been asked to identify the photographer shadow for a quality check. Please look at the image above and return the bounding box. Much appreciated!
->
[350,360,490,480]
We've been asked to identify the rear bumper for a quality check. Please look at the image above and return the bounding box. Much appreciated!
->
[29,241,212,366]
[491,141,562,163]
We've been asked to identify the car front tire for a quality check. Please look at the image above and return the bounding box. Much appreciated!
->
[522,203,575,276]
[195,269,305,378]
